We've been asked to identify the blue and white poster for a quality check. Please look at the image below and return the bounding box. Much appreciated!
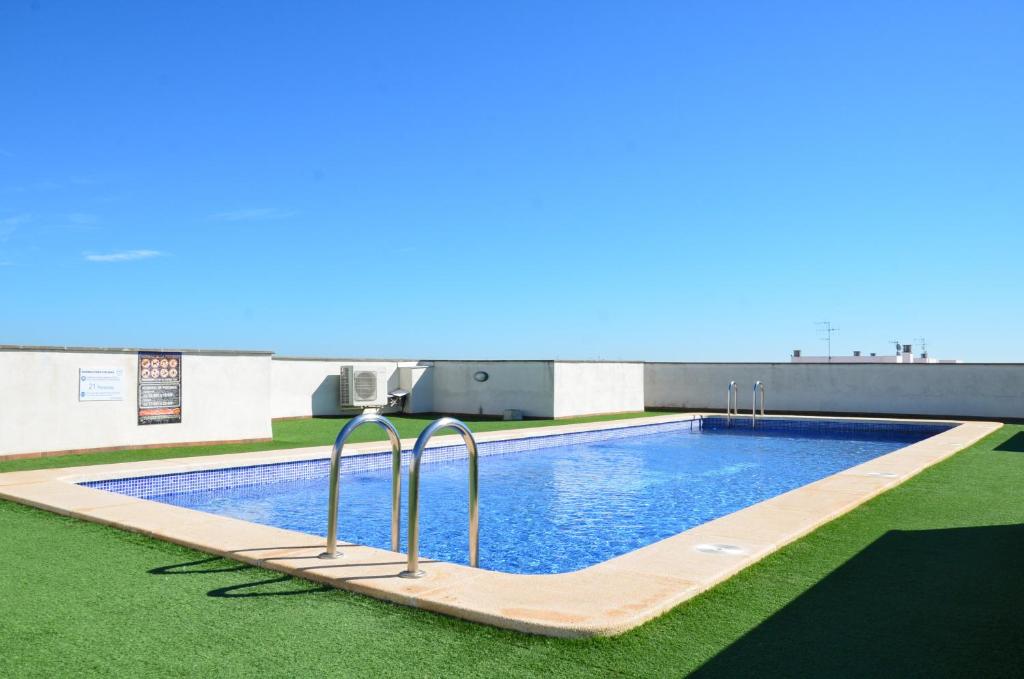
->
[79,367,125,401]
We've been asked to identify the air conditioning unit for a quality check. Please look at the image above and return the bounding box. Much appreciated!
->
[339,366,387,408]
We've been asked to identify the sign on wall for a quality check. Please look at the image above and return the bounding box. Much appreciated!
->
[138,352,182,425]
[79,368,125,401]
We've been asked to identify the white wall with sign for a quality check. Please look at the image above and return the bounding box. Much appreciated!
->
[0,347,273,457]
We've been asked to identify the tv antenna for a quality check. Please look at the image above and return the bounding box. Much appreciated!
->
[915,337,928,358]
[891,339,902,356]
[816,321,839,360]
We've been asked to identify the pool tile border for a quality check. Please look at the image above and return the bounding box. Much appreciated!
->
[0,414,1000,637]
[80,417,709,498]
[79,416,950,499]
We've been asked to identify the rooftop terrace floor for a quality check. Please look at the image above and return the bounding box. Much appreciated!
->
[2,414,1023,677]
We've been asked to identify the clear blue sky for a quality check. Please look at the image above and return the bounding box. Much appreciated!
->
[1,2,1021,361]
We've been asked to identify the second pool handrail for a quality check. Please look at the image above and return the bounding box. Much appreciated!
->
[752,381,766,427]
[726,381,739,425]
[399,417,479,578]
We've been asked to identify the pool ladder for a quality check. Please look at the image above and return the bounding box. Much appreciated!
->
[318,413,481,579]
[726,381,766,427]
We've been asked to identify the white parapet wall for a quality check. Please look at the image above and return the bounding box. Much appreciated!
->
[0,346,273,457]
[429,360,646,419]
[645,362,1024,419]
[553,362,645,418]
[7,345,1019,459]
[430,361,556,418]
[270,357,421,418]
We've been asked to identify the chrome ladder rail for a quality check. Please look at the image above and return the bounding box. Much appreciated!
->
[319,413,403,560]
[400,417,479,578]
[752,381,765,428]
[726,381,739,426]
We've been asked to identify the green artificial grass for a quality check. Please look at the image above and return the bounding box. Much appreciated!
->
[2,423,1023,677]
[0,410,663,474]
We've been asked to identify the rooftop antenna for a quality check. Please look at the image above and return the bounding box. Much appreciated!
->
[816,321,839,360]
[891,339,902,356]
[915,337,928,358]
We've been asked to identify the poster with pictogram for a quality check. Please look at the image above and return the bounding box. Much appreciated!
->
[138,352,182,425]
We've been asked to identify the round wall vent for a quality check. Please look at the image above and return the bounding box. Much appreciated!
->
[473,371,489,383]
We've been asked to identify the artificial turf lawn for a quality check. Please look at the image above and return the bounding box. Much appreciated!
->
[2,423,1023,677]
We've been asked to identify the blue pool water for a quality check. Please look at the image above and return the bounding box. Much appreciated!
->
[92,419,948,574]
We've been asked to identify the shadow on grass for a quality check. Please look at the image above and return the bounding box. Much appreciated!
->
[208,575,334,598]
[994,432,1024,453]
[148,557,252,575]
[692,524,1024,677]
[150,557,333,598]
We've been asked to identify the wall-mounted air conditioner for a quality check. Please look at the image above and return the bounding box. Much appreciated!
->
[339,366,387,408]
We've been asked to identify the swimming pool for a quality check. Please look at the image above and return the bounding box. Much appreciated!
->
[7,413,992,636]
[84,417,950,575]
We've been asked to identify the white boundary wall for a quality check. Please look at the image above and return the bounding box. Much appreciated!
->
[430,361,556,418]
[554,362,644,418]
[645,362,1024,419]
[6,345,1019,458]
[429,361,645,419]
[0,347,272,457]
[270,357,420,418]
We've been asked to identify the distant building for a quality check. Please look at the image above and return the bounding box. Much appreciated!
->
[790,345,961,364]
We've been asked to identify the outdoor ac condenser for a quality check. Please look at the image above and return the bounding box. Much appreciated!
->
[339,366,387,408]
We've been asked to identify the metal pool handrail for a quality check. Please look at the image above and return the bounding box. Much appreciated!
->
[726,381,739,425]
[319,413,403,560]
[399,417,479,579]
[752,381,766,428]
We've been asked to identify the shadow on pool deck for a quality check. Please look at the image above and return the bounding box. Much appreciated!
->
[691,523,1024,677]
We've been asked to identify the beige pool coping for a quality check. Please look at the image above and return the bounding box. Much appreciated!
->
[0,414,1001,637]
